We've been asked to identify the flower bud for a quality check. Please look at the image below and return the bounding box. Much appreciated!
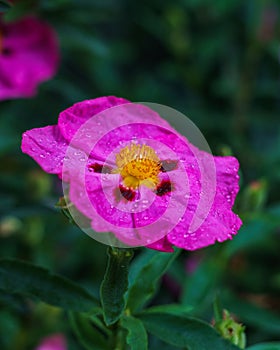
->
[214,310,246,349]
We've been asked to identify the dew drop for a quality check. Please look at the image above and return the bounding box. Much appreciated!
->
[132,202,139,209]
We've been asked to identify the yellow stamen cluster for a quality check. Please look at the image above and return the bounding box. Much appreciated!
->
[115,144,161,189]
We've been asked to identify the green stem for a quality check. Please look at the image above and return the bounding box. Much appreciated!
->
[213,292,223,323]
[114,324,126,350]
[100,247,134,327]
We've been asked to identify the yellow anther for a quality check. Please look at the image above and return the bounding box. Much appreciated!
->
[114,144,161,189]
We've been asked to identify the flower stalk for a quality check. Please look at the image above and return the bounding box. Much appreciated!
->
[100,247,134,327]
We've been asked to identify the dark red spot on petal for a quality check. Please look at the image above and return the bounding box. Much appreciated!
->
[155,179,172,196]
[160,160,178,172]
[115,184,136,202]
[88,163,111,173]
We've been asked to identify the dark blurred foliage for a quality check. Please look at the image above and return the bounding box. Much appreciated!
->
[0,0,280,349]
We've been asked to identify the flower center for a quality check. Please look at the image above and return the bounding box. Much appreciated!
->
[115,144,161,189]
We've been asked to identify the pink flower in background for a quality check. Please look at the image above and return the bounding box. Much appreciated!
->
[21,96,242,252]
[0,16,59,100]
[35,333,67,350]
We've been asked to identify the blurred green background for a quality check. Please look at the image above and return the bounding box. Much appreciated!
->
[0,0,280,349]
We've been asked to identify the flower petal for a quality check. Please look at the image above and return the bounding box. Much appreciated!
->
[0,17,59,100]
[147,237,174,252]
[167,155,242,250]
[21,126,67,176]
[21,96,242,251]
[58,96,130,142]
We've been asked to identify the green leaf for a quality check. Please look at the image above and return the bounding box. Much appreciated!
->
[139,312,240,350]
[246,343,280,350]
[0,259,99,312]
[100,247,134,326]
[69,312,110,350]
[121,315,148,350]
[126,249,180,313]
[143,304,193,317]
[88,314,112,338]
[0,289,25,312]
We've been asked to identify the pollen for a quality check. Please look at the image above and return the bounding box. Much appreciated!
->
[114,144,162,189]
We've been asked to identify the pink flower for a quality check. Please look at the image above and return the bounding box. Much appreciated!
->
[0,16,59,100]
[35,333,67,350]
[21,96,242,252]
